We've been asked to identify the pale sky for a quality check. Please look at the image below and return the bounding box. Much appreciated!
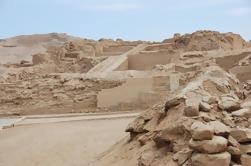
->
[0,0,251,41]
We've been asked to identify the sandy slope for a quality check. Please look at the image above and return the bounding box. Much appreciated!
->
[0,117,134,166]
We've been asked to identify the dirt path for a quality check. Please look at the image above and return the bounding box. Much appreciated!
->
[0,117,134,166]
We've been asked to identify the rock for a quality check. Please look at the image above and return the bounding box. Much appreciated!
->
[126,117,147,133]
[228,136,242,163]
[199,112,216,122]
[191,121,214,140]
[218,96,240,112]
[232,108,251,118]
[199,101,212,112]
[153,132,172,148]
[244,81,251,91]
[209,121,230,137]
[183,105,199,117]
[235,90,247,100]
[202,96,218,105]
[138,150,155,166]
[172,148,192,165]
[140,109,157,122]
[165,96,185,111]
[228,135,240,148]
[191,152,231,166]
[227,146,241,156]
[241,101,251,108]
[230,128,251,143]
[189,136,228,154]
[241,154,251,166]
[222,116,236,128]
[240,144,251,155]
[230,162,241,166]
[166,160,178,166]
[138,132,156,146]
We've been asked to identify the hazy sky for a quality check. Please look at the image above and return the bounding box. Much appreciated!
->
[0,0,251,41]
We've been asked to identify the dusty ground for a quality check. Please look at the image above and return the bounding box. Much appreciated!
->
[0,117,134,166]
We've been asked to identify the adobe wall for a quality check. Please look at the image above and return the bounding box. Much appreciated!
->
[103,45,134,53]
[230,64,251,82]
[215,52,250,71]
[97,78,153,108]
[97,74,180,110]
[115,59,129,71]
[128,51,172,70]
[152,76,170,92]
[247,42,251,48]
[144,43,173,51]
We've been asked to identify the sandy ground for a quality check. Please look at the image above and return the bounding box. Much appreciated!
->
[0,117,134,166]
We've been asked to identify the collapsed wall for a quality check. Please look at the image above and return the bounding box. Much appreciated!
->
[97,66,251,166]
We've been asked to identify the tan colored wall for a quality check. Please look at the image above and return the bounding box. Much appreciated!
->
[216,52,250,71]
[115,59,129,71]
[230,64,251,82]
[145,43,172,51]
[152,76,170,91]
[103,45,134,53]
[97,78,153,108]
[247,42,251,48]
[97,75,175,110]
[128,51,172,70]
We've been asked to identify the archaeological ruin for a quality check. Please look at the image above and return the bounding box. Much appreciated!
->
[0,30,251,166]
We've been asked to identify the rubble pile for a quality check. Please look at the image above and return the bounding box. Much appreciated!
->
[99,66,251,166]
[163,30,247,51]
